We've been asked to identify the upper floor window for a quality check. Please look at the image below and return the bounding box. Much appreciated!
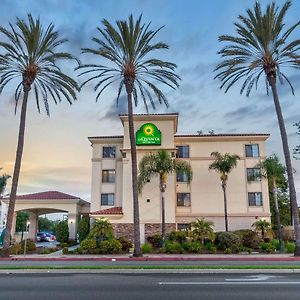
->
[245,144,259,157]
[176,145,189,158]
[102,170,116,183]
[103,146,116,158]
[248,192,263,206]
[177,193,191,207]
[101,193,115,206]
[247,168,261,182]
[176,171,189,182]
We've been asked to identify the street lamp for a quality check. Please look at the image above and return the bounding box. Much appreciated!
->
[23,221,30,256]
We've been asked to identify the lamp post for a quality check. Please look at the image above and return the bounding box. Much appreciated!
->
[23,221,30,256]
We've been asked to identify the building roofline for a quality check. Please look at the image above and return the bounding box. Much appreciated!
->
[175,133,270,137]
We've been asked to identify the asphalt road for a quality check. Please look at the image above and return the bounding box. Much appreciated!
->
[0,273,300,300]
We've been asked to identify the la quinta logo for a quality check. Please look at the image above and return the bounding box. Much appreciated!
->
[136,123,161,145]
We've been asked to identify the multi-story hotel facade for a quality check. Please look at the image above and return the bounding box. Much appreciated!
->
[89,113,271,242]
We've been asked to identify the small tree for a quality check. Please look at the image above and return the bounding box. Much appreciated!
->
[78,216,90,242]
[0,168,10,197]
[252,219,271,240]
[55,221,69,243]
[38,217,56,232]
[88,218,113,243]
[191,218,215,246]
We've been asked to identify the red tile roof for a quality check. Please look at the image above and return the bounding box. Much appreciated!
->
[90,207,123,215]
[13,191,80,200]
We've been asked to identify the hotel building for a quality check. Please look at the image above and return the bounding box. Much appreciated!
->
[89,113,270,242]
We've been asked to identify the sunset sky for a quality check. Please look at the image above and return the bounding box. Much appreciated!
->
[0,0,299,203]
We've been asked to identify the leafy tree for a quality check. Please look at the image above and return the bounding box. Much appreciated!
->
[15,211,29,232]
[138,149,192,245]
[208,152,240,232]
[0,15,79,257]
[215,1,300,255]
[294,122,300,159]
[191,218,215,246]
[0,168,10,197]
[88,218,113,243]
[252,219,271,240]
[38,216,56,232]
[55,221,69,243]
[78,15,180,256]
[78,216,90,242]
[258,155,286,252]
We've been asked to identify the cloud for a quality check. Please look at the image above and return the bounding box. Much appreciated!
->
[99,95,128,122]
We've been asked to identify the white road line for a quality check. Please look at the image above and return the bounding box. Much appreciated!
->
[158,282,300,285]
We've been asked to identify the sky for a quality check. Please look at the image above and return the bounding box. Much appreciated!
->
[0,0,300,203]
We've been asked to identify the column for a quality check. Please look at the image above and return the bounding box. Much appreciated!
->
[68,213,77,240]
[28,212,38,241]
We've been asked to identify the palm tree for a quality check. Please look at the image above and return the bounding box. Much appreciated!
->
[209,152,240,232]
[78,15,180,256]
[0,168,10,197]
[252,219,271,241]
[0,15,79,257]
[214,1,300,255]
[258,155,286,253]
[138,149,192,245]
[191,218,214,246]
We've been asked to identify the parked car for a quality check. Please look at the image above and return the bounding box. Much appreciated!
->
[45,233,56,242]
[36,232,47,242]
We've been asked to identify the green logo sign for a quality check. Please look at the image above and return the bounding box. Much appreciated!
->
[136,123,161,145]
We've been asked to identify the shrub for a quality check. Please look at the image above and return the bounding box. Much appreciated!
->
[9,243,22,255]
[234,229,260,249]
[260,242,275,253]
[147,234,163,248]
[285,242,295,253]
[78,217,90,242]
[164,241,184,254]
[60,242,69,248]
[40,248,51,255]
[89,218,113,243]
[68,239,78,247]
[271,239,280,251]
[62,247,69,255]
[191,218,214,245]
[80,239,97,254]
[141,243,153,254]
[98,239,122,254]
[239,246,253,254]
[117,237,133,253]
[182,241,201,253]
[167,231,187,244]
[56,221,69,243]
[20,239,36,252]
[215,232,240,253]
[224,248,232,254]
[205,242,217,254]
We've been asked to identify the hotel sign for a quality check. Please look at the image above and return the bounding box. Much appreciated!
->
[136,123,161,145]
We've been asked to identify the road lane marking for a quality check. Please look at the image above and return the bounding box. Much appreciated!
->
[225,275,281,281]
[158,282,300,285]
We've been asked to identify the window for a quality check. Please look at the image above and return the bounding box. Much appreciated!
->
[101,193,115,206]
[176,171,189,182]
[177,223,191,231]
[176,145,189,158]
[248,192,263,206]
[247,168,261,181]
[102,170,116,183]
[245,144,259,157]
[103,146,116,158]
[177,193,191,207]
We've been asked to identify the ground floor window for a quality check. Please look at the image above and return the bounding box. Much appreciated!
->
[248,192,263,206]
[177,193,191,207]
[101,193,115,206]
[177,223,191,231]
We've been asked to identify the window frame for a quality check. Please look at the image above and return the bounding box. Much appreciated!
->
[176,145,190,158]
[176,171,189,182]
[248,192,263,206]
[245,144,260,158]
[101,193,115,206]
[102,146,116,158]
[102,169,116,183]
[176,192,191,207]
[246,168,261,182]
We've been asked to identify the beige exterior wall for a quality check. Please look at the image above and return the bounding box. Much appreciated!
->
[89,114,271,237]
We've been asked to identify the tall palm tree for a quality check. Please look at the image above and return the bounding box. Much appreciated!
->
[0,168,10,197]
[258,155,286,253]
[214,1,300,255]
[138,149,192,245]
[78,15,180,256]
[209,152,240,232]
[0,15,79,257]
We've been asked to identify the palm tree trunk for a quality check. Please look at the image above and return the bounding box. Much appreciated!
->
[160,179,166,246]
[221,182,229,232]
[273,180,284,253]
[0,90,29,257]
[126,90,141,257]
[269,78,300,256]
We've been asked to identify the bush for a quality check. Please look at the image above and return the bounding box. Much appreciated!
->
[205,242,217,254]
[9,243,22,255]
[88,218,113,243]
[224,248,232,254]
[98,239,122,254]
[40,248,51,255]
[271,239,280,251]
[68,239,78,247]
[56,221,69,243]
[20,239,36,252]
[182,241,201,253]
[167,231,187,244]
[239,246,253,254]
[60,242,69,248]
[164,241,184,254]
[80,239,97,254]
[78,217,90,242]
[285,242,295,253]
[62,247,69,255]
[260,242,275,253]
[117,237,133,253]
[147,234,163,248]
[234,229,260,249]
[141,243,153,254]
[215,232,240,253]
